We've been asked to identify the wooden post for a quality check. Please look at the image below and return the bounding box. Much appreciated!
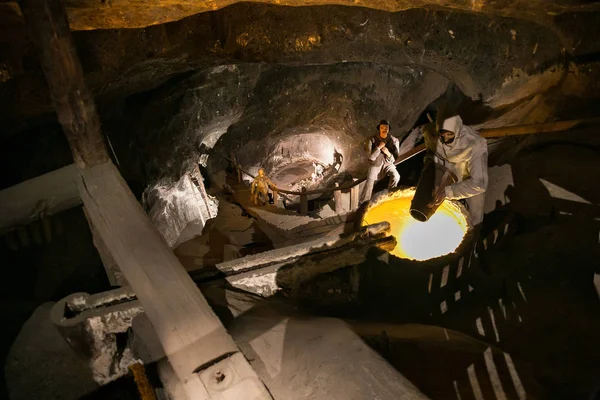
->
[21,1,271,398]
[350,179,360,211]
[334,183,343,214]
[230,153,242,183]
[300,187,308,215]
[20,0,109,168]
[479,117,600,138]
[80,163,272,399]
[0,164,81,234]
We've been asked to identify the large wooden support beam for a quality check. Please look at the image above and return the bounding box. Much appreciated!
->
[479,117,600,138]
[300,187,308,215]
[193,222,395,297]
[18,4,269,396]
[394,117,600,167]
[79,162,272,399]
[0,164,80,234]
[20,0,109,168]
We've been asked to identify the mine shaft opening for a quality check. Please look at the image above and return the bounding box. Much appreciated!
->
[362,189,470,261]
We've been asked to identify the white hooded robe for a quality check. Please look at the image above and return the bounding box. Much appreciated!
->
[433,115,488,225]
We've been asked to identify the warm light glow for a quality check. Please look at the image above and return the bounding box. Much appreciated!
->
[362,189,469,261]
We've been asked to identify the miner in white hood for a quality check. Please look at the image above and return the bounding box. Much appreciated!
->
[432,115,488,225]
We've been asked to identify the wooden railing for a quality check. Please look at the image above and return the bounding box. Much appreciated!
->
[226,144,427,214]
[226,117,600,215]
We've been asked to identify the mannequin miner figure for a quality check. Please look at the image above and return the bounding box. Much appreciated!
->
[250,168,276,205]
[429,115,489,225]
[361,119,401,202]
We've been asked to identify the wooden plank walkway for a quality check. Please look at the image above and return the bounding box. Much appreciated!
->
[231,181,356,247]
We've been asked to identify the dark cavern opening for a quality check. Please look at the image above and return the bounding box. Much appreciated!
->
[1,1,600,399]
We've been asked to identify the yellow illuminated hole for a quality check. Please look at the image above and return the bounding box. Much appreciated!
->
[362,189,469,261]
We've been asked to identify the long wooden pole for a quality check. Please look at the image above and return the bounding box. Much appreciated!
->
[0,164,81,234]
[392,117,600,168]
[20,0,109,168]
[479,117,600,138]
[79,163,272,399]
[20,1,272,398]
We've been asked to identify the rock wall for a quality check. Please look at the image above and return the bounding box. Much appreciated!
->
[146,174,217,248]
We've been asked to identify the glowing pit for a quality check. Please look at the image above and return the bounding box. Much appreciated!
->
[362,189,470,261]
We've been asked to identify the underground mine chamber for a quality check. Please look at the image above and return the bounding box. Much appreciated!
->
[4,1,600,399]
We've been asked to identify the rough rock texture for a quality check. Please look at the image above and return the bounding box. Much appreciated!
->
[5,303,98,400]
[211,63,450,176]
[1,3,599,231]
[3,3,598,196]
[1,4,571,138]
[554,11,600,55]
[118,64,262,181]
[146,174,218,248]
[3,0,600,31]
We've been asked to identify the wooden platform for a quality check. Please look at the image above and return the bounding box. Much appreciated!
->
[231,181,356,247]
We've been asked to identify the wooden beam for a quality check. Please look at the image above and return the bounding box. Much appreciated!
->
[391,117,600,169]
[20,2,268,395]
[350,179,360,210]
[334,183,343,213]
[20,0,109,168]
[0,164,80,234]
[479,117,600,138]
[194,222,395,297]
[79,161,272,399]
[300,187,308,215]
[84,207,127,287]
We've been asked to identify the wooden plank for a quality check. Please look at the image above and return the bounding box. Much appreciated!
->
[0,164,81,234]
[300,187,308,215]
[21,0,109,168]
[389,118,600,169]
[195,222,395,297]
[289,211,354,235]
[224,234,395,297]
[350,179,360,210]
[22,1,267,396]
[479,117,600,138]
[79,161,271,400]
[83,208,127,287]
[201,221,389,277]
[334,183,343,213]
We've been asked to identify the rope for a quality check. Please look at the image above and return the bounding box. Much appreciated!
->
[129,362,157,400]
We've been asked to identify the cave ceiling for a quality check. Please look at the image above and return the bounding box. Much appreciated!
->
[3,2,597,130]
[2,0,600,31]
[1,1,600,187]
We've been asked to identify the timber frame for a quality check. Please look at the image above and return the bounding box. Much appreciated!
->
[20,0,272,398]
